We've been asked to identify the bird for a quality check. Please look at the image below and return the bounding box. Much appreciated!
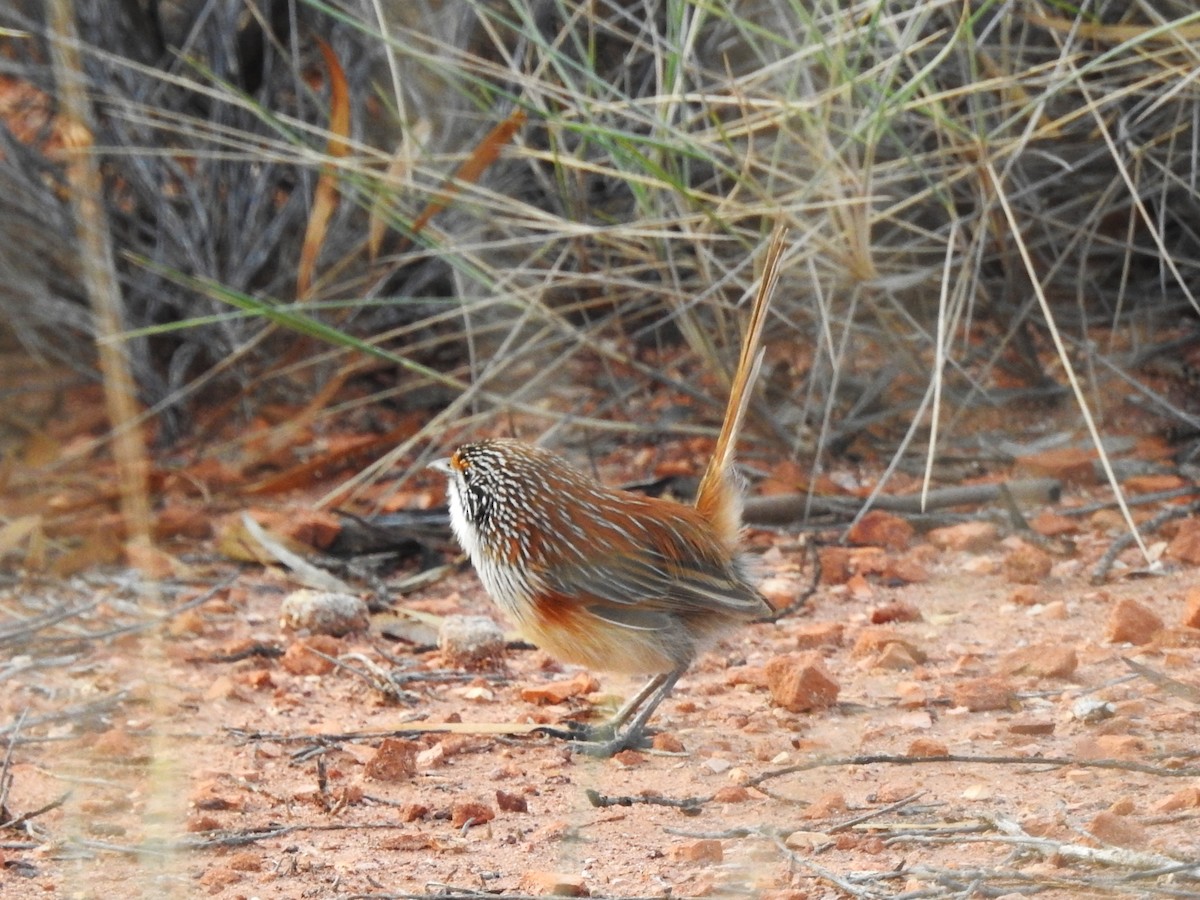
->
[430,226,787,755]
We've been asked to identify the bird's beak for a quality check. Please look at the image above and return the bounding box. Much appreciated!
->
[428,457,453,475]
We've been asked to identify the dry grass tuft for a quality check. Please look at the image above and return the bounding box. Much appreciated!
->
[1,0,1197,487]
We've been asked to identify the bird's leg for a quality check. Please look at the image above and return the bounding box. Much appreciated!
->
[573,667,684,757]
[608,671,672,730]
[533,668,685,755]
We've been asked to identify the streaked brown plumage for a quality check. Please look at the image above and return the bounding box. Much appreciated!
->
[431,226,786,754]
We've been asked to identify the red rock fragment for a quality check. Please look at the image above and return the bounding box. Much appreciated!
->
[521,672,599,705]
[1008,718,1055,735]
[227,852,262,872]
[765,653,840,712]
[1166,517,1200,565]
[521,872,589,896]
[1153,787,1200,812]
[1029,511,1080,537]
[803,791,847,819]
[496,790,528,813]
[927,521,999,553]
[651,733,685,753]
[1076,734,1149,760]
[885,554,930,584]
[1087,811,1147,849]
[1106,598,1163,645]
[793,621,845,649]
[1002,541,1053,585]
[874,642,921,670]
[998,643,1078,679]
[450,800,495,828]
[851,627,926,663]
[1183,589,1200,629]
[1009,585,1049,606]
[712,785,750,803]
[870,602,922,624]
[611,749,645,767]
[906,738,949,757]
[364,739,418,783]
[846,510,913,550]
[673,839,723,864]
[401,802,429,822]
[280,635,341,675]
[951,676,1014,712]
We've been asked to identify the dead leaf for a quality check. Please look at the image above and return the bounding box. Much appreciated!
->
[297,36,351,299]
[406,108,526,241]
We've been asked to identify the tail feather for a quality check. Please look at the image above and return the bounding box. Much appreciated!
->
[695,223,788,546]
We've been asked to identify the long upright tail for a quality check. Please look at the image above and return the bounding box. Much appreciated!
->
[695,223,788,547]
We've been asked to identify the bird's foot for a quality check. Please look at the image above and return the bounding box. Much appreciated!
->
[532,720,649,757]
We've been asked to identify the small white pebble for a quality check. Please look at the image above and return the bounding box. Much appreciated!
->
[279,589,369,636]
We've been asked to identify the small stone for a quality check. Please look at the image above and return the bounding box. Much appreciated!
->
[998,643,1077,679]
[416,742,446,769]
[1109,797,1136,816]
[870,602,922,624]
[1153,787,1200,812]
[1002,541,1053,585]
[401,802,429,822]
[450,800,496,829]
[226,851,263,872]
[1072,698,1115,722]
[712,785,750,803]
[280,635,341,675]
[1076,734,1148,760]
[1016,447,1096,485]
[1008,718,1055,735]
[927,521,999,553]
[896,681,928,708]
[1166,518,1200,565]
[611,749,645,768]
[1029,511,1080,537]
[884,554,930,584]
[520,672,599,705]
[793,621,845,649]
[520,871,589,896]
[846,510,914,550]
[874,641,921,670]
[702,757,733,775]
[673,839,723,864]
[1106,598,1163,645]
[961,783,992,800]
[363,739,417,782]
[651,733,685,753]
[496,790,528,813]
[817,546,854,585]
[1087,811,1147,849]
[851,627,926,662]
[764,653,840,712]
[279,589,370,637]
[759,576,803,609]
[784,830,831,851]
[1182,588,1200,629]
[438,615,507,668]
[1010,585,1048,606]
[906,738,948,757]
[951,676,1014,712]
[803,791,847,819]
